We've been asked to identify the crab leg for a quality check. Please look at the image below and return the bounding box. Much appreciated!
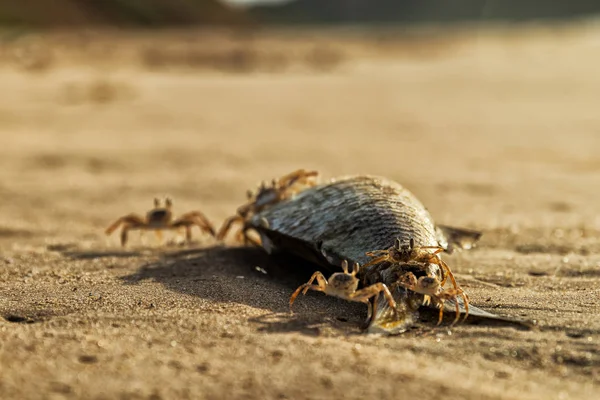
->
[438,258,460,291]
[173,214,216,241]
[278,169,319,188]
[301,271,328,295]
[120,222,144,247]
[362,254,391,268]
[350,283,397,311]
[105,214,145,236]
[451,297,462,326]
[349,283,398,324]
[154,230,163,244]
[459,291,470,322]
[105,214,146,247]
[230,225,262,247]
[417,246,445,254]
[180,211,216,237]
[184,225,193,241]
[435,293,462,326]
[289,272,328,310]
[437,303,445,326]
[365,250,390,257]
[217,215,244,240]
[244,232,262,247]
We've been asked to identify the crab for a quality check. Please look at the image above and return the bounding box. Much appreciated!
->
[397,272,469,326]
[217,169,319,246]
[105,197,216,247]
[362,237,469,315]
[289,260,399,324]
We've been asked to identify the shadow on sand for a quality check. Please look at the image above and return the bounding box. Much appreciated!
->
[58,243,533,335]
[62,250,145,259]
[118,245,370,334]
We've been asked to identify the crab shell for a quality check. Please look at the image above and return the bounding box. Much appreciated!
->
[246,175,487,334]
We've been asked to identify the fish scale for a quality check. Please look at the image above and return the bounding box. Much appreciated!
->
[253,175,440,266]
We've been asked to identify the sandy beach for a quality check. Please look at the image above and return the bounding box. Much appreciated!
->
[0,24,599,399]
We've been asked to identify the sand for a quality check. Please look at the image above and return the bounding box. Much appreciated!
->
[0,24,599,399]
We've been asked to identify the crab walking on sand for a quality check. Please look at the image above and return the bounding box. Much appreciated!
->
[105,197,216,246]
[222,171,484,334]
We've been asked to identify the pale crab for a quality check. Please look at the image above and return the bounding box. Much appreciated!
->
[397,272,468,325]
[105,197,216,247]
[289,260,399,324]
[363,237,469,323]
[217,169,319,246]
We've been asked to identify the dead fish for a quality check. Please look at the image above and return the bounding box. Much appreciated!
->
[220,172,520,334]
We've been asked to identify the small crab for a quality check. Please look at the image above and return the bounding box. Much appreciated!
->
[363,237,469,314]
[217,169,319,245]
[105,197,215,247]
[289,260,398,324]
[397,273,469,326]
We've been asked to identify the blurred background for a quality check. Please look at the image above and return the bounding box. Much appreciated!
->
[1,0,600,248]
[2,0,600,26]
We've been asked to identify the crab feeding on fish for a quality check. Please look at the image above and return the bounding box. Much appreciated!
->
[217,169,319,246]
[220,170,485,334]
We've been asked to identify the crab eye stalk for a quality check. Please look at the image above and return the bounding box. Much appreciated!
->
[165,198,172,208]
[351,262,360,276]
[341,259,349,274]
[394,237,401,250]
[246,190,253,200]
[154,198,160,207]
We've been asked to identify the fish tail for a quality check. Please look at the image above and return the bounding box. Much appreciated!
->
[366,286,420,335]
[436,224,483,254]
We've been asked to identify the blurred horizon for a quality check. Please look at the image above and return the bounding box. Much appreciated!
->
[1,0,600,28]
[224,0,290,5]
